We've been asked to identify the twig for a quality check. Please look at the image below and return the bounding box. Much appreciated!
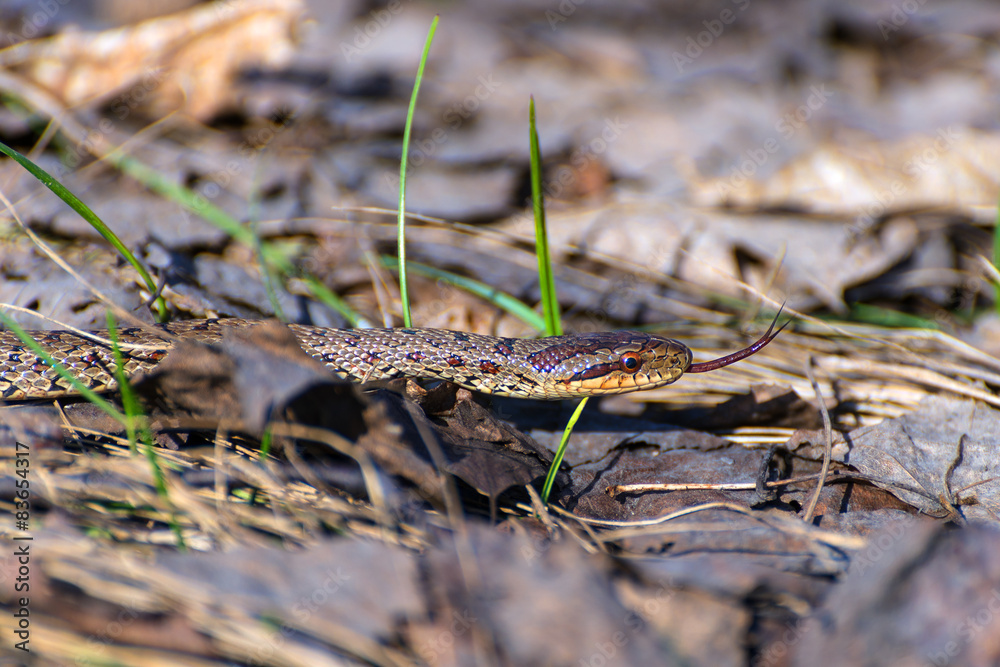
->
[802,357,833,524]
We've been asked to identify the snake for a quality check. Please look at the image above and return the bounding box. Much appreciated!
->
[0,313,785,401]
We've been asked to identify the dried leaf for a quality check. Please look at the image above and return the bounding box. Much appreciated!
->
[0,0,302,119]
[844,396,1000,521]
[694,129,1000,222]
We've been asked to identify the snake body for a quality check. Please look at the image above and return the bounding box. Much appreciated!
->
[0,316,783,401]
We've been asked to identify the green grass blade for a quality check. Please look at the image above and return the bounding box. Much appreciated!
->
[106,313,142,457]
[528,97,562,337]
[0,141,168,321]
[397,15,440,328]
[113,152,258,246]
[541,397,588,503]
[379,256,545,332]
[529,97,578,503]
[248,170,286,322]
[260,425,273,461]
[1,309,182,545]
[847,303,940,329]
[300,276,370,328]
[256,228,286,322]
[106,314,157,469]
[106,312,185,548]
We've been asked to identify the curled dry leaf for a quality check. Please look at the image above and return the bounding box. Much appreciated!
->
[693,128,1000,222]
[0,0,302,119]
[842,395,1000,521]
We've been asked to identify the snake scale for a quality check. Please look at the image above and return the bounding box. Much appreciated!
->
[0,314,785,401]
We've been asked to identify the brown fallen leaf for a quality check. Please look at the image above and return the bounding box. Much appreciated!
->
[842,395,1000,522]
[134,320,348,434]
[693,128,1000,223]
[0,0,302,119]
[400,383,568,506]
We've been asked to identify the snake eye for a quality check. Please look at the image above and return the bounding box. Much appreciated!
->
[619,352,641,372]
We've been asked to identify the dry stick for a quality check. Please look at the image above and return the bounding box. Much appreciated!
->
[213,425,232,516]
[400,399,468,525]
[141,271,170,312]
[525,484,557,531]
[756,243,787,319]
[606,471,845,497]
[543,500,866,551]
[557,512,608,556]
[53,401,92,446]
[278,426,355,519]
[802,358,834,524]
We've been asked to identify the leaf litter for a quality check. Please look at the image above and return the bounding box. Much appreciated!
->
[1,0,1000,665]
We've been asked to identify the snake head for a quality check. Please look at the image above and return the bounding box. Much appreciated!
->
[529,332,694,397]
[527,307,787,398]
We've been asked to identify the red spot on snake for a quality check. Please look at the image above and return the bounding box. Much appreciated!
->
[479,360,500,375]
[446,356,465,367]
[494,341,514,356]
[406,351,427,362]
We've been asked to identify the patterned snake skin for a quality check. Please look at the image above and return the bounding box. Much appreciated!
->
[0,316,783,400]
